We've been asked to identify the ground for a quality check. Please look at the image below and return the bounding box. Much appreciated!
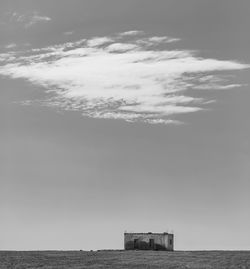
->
[0,250,250,269]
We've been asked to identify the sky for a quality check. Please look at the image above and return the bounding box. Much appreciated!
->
[1,0,250,250]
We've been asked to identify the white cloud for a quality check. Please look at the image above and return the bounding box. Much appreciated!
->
[24,12,51,28]
[106,43,139,52]
[146,119,182,125]
[64,31,74,36]
[0,31,249,124]
[0,52,16,62]
[195,84,243,90]
[147,36,180,44]
[119,30,144,36]
[136,36,180,47]
[87,37,113,47]
[5,43,17,49]
[5,11,51,28]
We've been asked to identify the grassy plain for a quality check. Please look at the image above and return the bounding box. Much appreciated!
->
[0,250,250,269]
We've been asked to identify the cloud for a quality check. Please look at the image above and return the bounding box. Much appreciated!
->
[25,13,51,28]
[64,31,74,36]
[4,43,17,49]
[0,31,248,124]
[4,11,51,28]
[106,43,139,52]
[119,30,144,36]
[148,36,180,43]
[87,37,114,47]
[136,36,181,47]
[195,84,243,90]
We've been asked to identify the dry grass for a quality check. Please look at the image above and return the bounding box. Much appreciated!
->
[0,250,250,269]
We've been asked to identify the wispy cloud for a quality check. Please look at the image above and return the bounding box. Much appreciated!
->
[136,36,181,47]
[87,37,114,47]
[64,31,74,36]
[118,30,144,36]
[106,43,139,52]
[4,11,51,28]
[25,12,51,28]
[0,31,248,124]
[4,43,17,49]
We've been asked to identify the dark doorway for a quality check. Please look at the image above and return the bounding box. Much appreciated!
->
[134,239,139,249]
[149,239,154,249]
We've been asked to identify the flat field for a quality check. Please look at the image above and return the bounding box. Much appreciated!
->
[0,250,250,269]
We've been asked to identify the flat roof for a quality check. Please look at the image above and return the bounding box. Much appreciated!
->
[124,232,173,235]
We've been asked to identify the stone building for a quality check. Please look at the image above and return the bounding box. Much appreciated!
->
[124,232,174,251]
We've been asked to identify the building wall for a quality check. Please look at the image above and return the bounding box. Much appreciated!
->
[124,233,174,251]
[166,233,174,251]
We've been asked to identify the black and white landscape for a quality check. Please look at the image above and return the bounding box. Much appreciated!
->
[1,0,250,268]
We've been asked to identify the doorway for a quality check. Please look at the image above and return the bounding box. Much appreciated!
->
[149,239,154,249]
[134,239,139,249]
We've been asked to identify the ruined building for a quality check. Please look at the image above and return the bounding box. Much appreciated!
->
[124,232,174,251]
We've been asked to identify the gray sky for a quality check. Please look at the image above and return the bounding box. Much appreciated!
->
[1,0,250,250]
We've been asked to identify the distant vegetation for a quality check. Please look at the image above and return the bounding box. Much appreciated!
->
[0,250,250,268]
